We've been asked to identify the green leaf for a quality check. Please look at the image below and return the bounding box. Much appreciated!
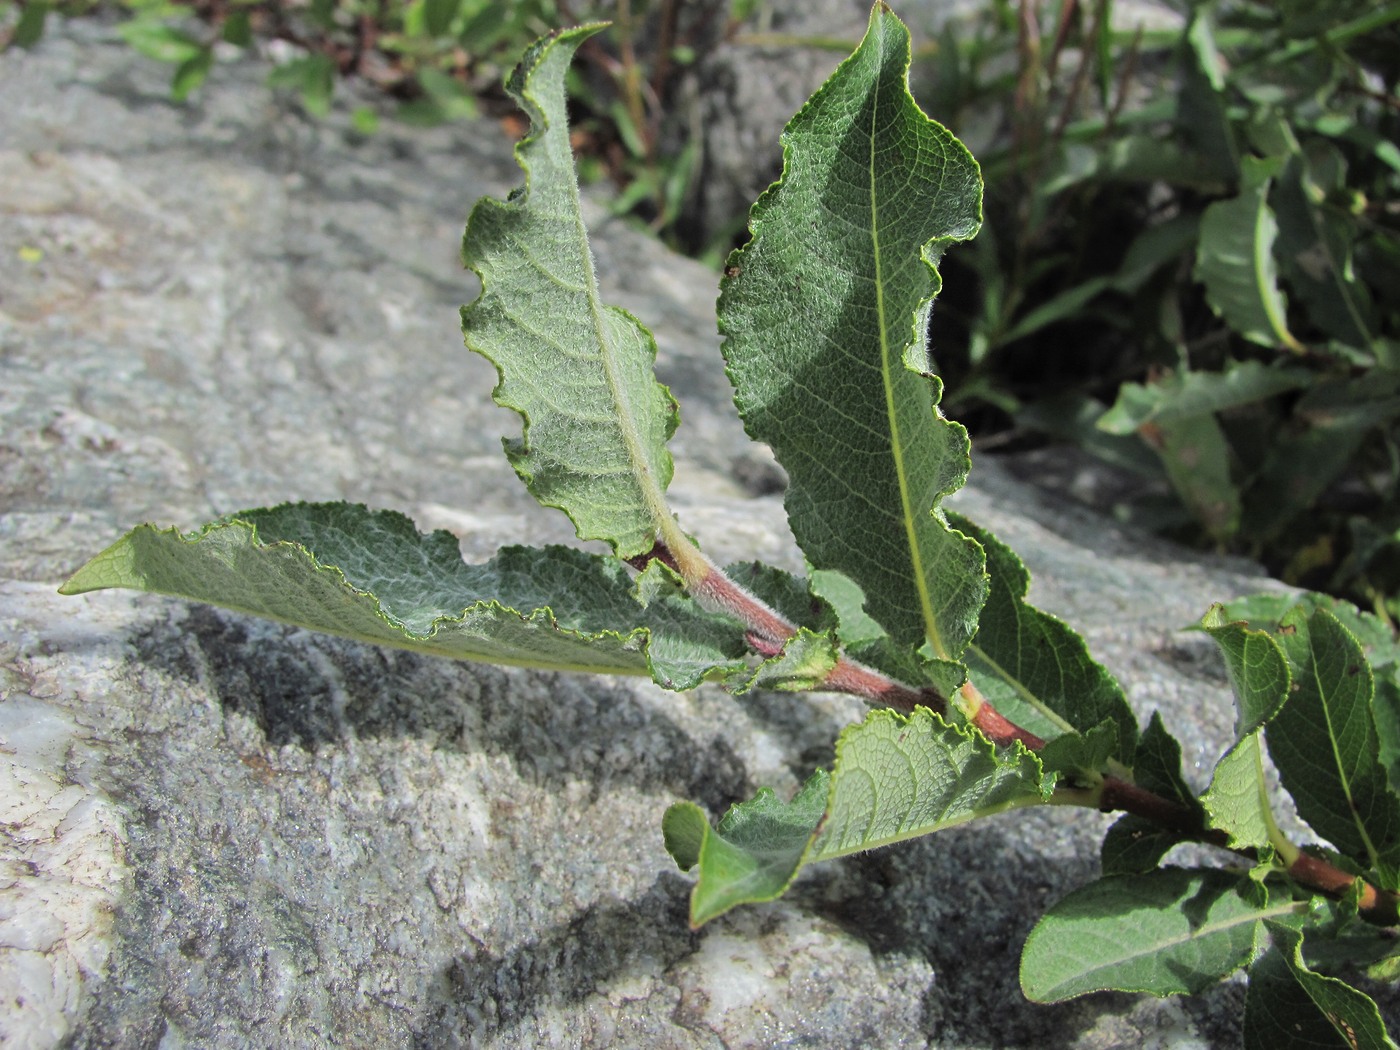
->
[460,25,681,561]
[12,0,49,48]
[1245,923,1400,1050]
[1202,732,1278,851]
[1198,608,1294,852]
[117,20,205,65]
[222,10,252,47]
[1140,412,1241,541]
[953,514,1137,761]
[1201,605,1292,737]
[266,54,335,117]
[422,0,461,37]
[1240,423,1372,542]
[1020,868,1302,1002]
[58,502,748,687]
[1194,157,1304,351]
[171,48,213,102]
[1267,608,1400,878]
[667,706,1049,925]
[717,3,987,658]
[1275,146,1376,351]
[1097,362,1312,434]
[663,772,830,926]
[1037,721,1121,781]
[1101,713,1205,875]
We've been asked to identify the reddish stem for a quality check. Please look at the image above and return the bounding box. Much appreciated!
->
[629,543,1400,926]
[971,701,1046,750]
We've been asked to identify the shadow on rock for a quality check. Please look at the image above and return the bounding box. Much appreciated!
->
[416,873,699,1045]
[134,604,750,815]
[797,821,1247,1048]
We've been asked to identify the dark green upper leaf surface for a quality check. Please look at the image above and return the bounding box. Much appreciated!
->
[717,3,986,657]
[1245,923,1399,1050]
[59,502,748,685]
[461,24,679,559]
[954,514,1136,761]
[1101,713,1203,875]
[1267,608,1400,878]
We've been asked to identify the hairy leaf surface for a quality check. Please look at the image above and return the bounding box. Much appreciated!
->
[59,503,747,685]
[717,3,986,657]
[461,24,679,558]
[1020,868,1302,1001]
[667,706,1048,925]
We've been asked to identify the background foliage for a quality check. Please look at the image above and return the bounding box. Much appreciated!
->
[916,0,1400,625]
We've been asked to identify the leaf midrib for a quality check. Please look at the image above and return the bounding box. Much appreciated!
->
[1033,895,1301,999]
[1309,628,1384,869]
[866,28,942,660]
[567,172,674,551]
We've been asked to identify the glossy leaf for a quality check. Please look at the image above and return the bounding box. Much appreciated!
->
[717,3,986,657]
[1194,157,1303,351]
[461,25,679,559]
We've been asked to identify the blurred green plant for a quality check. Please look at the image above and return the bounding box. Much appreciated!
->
[916,0,1400,625]
[0,0,730,236]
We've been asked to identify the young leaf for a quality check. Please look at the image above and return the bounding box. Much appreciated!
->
[953,514,1137,760]
[667,706,1049,925]
[460,25,681,561]
[1020,868,1303,1002]
[1193,156,1304,352]
[1200,605,1292,738]
[58,502,748,686]
[1198,585,1293,862]
[1244,923,1399,1050]
[663,772,830,927]
[1101,713,1205,875]
[1202,732,1277,851]
[1266,608,1400,881]
[717,3,987,658]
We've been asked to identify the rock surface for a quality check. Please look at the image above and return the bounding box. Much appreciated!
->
[1,18,1386,1050]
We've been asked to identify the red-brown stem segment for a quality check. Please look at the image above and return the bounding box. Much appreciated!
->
[630,542,931,710]
[1289,851,1400,926]
[1094,777,1400,926]
[628,544,1400,926]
